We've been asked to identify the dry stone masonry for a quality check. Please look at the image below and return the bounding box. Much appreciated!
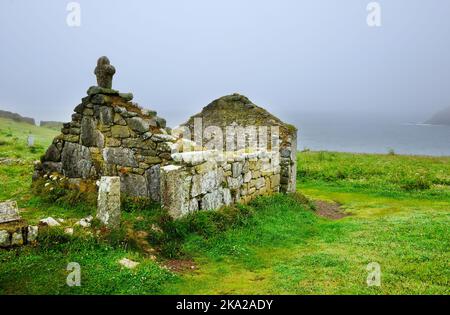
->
[180,94,297,194]
[161,150,281,218]
[35,57,298,219]
[0,200,21,224]
[0,201,38,248]
[34,57,174,200]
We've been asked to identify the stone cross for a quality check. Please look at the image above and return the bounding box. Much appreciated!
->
[94,56,116,89]
[0,200,21,224]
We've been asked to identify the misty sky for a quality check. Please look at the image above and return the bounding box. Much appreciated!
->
[1,0,450,127]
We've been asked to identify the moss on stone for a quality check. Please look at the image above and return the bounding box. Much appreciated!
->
[182,93,296,143]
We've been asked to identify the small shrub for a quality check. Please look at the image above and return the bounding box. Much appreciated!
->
[148,213,187,258]
[291,192,316,210]
[318,151,326,161]
[147,204,255,259]
[38,226,72,249]
[121,196,156,213]
[401,176,431,191]
[32,177,96,209]
[29,144,43,155]
[184,204,254,238]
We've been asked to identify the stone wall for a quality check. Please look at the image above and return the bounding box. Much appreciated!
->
[35,88,298,217]
[160,150,281,218]
[0,224,38,248]
[35,88,298,218]
[35,58,298,219]
[34,86,175,200]
[40,121,64,130]
[180,93,298,195]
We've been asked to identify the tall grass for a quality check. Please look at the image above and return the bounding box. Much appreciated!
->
[298,151,450,197]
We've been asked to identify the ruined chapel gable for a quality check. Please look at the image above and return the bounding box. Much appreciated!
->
[34,57,175,200]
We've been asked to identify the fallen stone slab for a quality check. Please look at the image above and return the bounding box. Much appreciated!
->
[76,215,93,228]
[39,217,61,227]
[0,200,21,224]
[64,227,74,235]
[118,258,139,269]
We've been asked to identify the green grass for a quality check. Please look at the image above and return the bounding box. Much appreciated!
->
[0,117,59,161]
[298,151,450,198]
[163,193,449,294]
[0,119,449,294]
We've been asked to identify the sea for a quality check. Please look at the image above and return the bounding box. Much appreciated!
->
[291,112,450,157]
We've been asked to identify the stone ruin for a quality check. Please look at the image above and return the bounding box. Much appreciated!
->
[34,56,298,219]
[34,56,172,201]
[0,201,38,248]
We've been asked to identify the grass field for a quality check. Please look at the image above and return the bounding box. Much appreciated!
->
[0,119,449,294]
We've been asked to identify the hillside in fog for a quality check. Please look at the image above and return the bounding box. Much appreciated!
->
[426,106,450,126]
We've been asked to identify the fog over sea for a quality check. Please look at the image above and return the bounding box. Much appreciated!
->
[291,112,450,157]
[166,109,450,157]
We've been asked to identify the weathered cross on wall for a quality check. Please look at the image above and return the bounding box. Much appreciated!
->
[94,56,116,88]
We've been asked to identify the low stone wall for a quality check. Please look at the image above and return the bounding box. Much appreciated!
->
[160,150,281,218]
[0,224,38,248]
[40,121,64,130]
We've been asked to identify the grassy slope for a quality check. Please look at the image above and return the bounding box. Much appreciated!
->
[0,117,60,203]
[0,119,449,294]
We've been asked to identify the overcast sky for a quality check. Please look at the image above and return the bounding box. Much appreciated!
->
[1,0,449,126]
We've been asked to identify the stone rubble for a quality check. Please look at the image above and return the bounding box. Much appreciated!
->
[76,215,93,228]
[39,217,61,227]
[0,200,21,224]
[118,258,140,269]
[64,227,74,235]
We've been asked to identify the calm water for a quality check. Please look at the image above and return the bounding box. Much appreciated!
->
[292,112,450,157]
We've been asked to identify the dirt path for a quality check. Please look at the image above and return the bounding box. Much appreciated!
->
[313,200,349,220]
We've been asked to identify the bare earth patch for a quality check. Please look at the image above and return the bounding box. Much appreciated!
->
[164,259,197,273]
[313,201,349,220]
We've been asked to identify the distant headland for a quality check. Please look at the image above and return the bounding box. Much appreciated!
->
[0,109,35,125]
[425,106,450,126]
